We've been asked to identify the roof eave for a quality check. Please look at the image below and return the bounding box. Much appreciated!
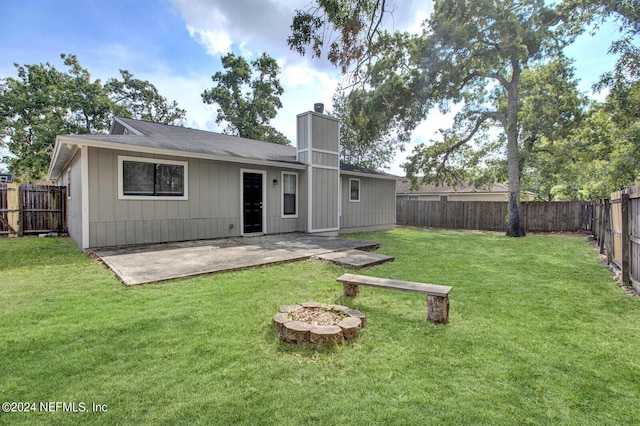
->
[339,169,401,180]
[48,135,306,171]
[47,136,81,181]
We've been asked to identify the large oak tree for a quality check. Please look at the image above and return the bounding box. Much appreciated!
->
[0,54,186,181]
[201,53,289,145]
[289,0,582,236]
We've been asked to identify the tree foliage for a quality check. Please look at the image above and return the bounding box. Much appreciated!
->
[524,0,640,199]
[331,84,402,170]
[201,53,289,145]
[0,54,186,181]
[290,0,580,236]
[106,69,186,124]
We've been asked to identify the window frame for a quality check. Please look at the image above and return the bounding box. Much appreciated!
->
[349,178,360,202]
[118,155,188,201]
[281,171,298,218]
[67,169,72,200]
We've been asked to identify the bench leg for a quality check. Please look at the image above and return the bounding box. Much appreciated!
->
[426,295,449,324]
[342,282,360,297]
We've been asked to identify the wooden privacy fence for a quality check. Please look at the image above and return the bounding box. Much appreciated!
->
[593,184,640,294]
[0,183,67,237]
[396,200,593,232]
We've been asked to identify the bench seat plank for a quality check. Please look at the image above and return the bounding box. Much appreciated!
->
[336,273,452,297]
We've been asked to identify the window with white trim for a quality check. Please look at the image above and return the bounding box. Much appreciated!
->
[118,156,188,200]
[349,178,360,202]
[282,172,298,217]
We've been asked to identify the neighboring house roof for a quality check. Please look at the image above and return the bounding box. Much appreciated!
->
[396,180,514,195]
[396,181,537,199]
[47,116,398,181]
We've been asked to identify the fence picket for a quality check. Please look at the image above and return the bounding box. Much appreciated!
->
[396,200,592,232]
[0,184,67,237]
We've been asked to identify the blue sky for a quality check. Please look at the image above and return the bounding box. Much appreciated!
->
[0,0,621,174]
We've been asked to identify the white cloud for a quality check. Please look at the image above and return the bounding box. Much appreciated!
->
[187,26,232,56]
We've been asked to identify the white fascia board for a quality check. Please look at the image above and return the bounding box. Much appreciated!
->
[48,136,81,181]
[46,138,63,180]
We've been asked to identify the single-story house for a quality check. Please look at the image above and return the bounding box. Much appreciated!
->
[396,181,536,202]
[47,108,398,251]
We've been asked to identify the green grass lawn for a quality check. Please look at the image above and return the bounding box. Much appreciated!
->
[1,229,639,425]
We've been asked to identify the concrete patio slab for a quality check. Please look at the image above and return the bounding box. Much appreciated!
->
[313,249,394,269]
[93,234,380,286]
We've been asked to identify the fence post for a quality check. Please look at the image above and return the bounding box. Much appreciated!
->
[621,191,630,287]
[605,199,615,264]
[6,183,19,237]
[599,199,608,255]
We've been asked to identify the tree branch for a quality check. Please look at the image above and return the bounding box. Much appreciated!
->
[436,111,501,175]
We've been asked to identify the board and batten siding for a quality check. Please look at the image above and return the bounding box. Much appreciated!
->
[296,111,341,233]
[86,147,301,248]
[311,168,340,231]
[340,176,396,233]
[62,149,83,245]
[310,115,339,152]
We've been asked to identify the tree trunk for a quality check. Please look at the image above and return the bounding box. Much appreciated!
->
[505,60,525,237]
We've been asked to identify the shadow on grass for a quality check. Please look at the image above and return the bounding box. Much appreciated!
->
[0,237,88,272]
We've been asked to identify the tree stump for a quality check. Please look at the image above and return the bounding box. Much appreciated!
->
[279,305,303,314]
[283,321,313,343]
[327,304,350,313]
[342,282,360,297]
[338,316,362,341]
[426,295,449,324]
[310,325,344,344]
[273,312,292,338]
[345,308,366,327]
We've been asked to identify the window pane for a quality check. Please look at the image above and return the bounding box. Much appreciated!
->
[284,194,296,215]
[155,164,184,196]
[283,174,296,195]
[350,180,360,200]
[283,174,296,215]
[123,161,155,195]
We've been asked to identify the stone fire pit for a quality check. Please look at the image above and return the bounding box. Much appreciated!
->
[273,302,366,344]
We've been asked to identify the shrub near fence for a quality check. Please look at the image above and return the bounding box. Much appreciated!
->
[396,200,593,232]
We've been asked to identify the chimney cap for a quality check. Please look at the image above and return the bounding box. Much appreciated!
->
[313,103,324,113]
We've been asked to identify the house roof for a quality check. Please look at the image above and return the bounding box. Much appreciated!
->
[340,162,400,180]
[110,117,299,163]
[48,117,302,180]
[47,116,399,181]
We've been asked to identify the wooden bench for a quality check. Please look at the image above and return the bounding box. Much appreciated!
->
[336,273,452,324]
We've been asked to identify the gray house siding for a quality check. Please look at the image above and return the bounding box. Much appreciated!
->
[48,113,399,251]
[297,111,341,233]
[340,175,396,233]
[62,150,83,246]
[311,168,340,230]
[86,147,301,248]
[297,169,309,232]
[310,115,339,152]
